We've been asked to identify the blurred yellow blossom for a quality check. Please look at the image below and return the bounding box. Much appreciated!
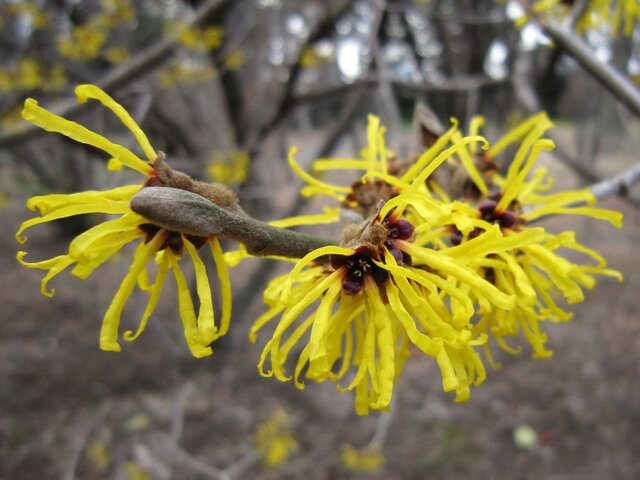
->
[87,439,110,471]
[0,58,67,93]
[1,105,24,133]
[158,59,216,88]
[124,462,152,480]
[165,21,224,51]
[206,149,250,186]
[254,409,298,467]
[0,190,8,208]
[300,45,335,68]
[57,24,108,61]
[341,444,385,471]
[223,48,247,70]
[105,46,131,64]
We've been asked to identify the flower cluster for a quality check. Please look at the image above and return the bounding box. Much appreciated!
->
[17,85,232,357]
[253,409,298,468]
[249,112,622,413]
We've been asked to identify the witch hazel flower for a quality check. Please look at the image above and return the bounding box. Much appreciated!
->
[250,196,523,414]
[16,85,233,357]
[434,112,623,363]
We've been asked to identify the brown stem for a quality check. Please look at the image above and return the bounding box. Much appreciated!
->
[130,187,336,258]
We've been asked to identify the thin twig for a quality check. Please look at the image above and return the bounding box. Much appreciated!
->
[222,449,260,479]
[590,161,640,200]
[517,0,640,117]
[366,393,397,450]
[548,138,640,208]
[370,0,403,132]
[169,381,195,441]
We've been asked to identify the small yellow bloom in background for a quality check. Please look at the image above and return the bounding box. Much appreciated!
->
[165,21,224,52]
[57,24,108,61]
[17,85,232,358]
[223,48,247,71]
[87,439,111,471]
[158,58,216,88]
[105,46,131,64]
[254,409,298,468]
[124,461,152,480]
[341,444,385,471]
[300,45,335,68]
[101,0,135,23]
[0,58,67,94]
[0,104,24,133]
[206,149,250,186]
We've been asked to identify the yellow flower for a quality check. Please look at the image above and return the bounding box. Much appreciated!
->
[254,409,298,468]
[439,112,623,363]
[251,198,529,414]
[57,24,107,61]
[0,190,8,208]
[158,59,216,88]
[206,148,250,186]
[164,21,224,52]
[124,462,151,480]
[223,48,246,70]
[270,114,487,230]
[341,444,385,471]
[16,85,231,358]
[224,114,483,266]
[105,46,131,64]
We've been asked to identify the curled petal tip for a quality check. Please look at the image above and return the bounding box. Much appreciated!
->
[41,283,55,297]
[123,330,137,341]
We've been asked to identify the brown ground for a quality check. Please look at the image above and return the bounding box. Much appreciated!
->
[1,137,639,480]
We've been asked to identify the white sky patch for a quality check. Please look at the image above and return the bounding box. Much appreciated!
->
[506,1,525,21]
[337,37,364,82]
[484,39,509,80]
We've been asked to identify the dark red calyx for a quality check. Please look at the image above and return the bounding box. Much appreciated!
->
[477,199,516,229]
[386,218,414,240]
[332,251,390,295]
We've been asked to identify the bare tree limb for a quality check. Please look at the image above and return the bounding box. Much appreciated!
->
[518,0,640,118]
[590,161,640,200]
